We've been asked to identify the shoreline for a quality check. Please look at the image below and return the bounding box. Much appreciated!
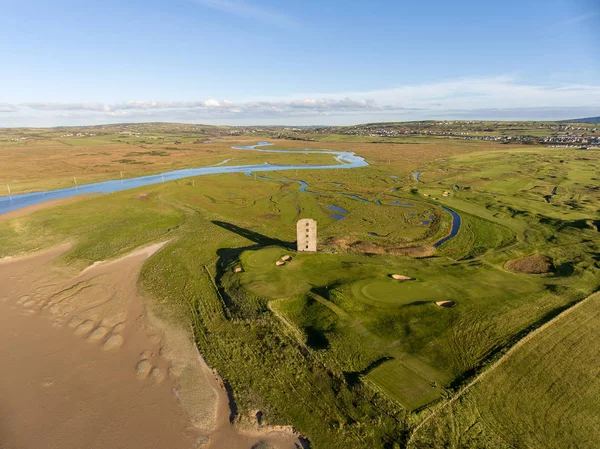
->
[0,243,304,449]
[0,194,98,222]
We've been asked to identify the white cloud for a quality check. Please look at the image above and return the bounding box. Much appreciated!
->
[5,76,600,125]
[365,78,597,115]
[203,98,221,107]
[20,97,382,116]
[24,102,112,112]
[320,76,600,111]
[0,104,20,113]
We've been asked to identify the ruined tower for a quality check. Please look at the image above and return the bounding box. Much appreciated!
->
[297,219,317,252]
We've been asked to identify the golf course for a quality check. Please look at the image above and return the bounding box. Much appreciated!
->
[1,123,599,448]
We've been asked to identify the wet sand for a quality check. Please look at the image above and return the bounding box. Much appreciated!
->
[0,244,207,448]
[0,244,303,449]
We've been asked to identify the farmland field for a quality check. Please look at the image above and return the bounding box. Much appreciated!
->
[1,122,599,448]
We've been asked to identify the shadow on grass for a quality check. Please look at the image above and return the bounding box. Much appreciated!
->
[211,220,295,316]
[223,380,238,423]
[403,300,432,307]
[310,283,342,300]
[212,221,295,249]
[305,325,330,350]
[343,356,394,387]
[540,217,600,232]
[555,262,575,277]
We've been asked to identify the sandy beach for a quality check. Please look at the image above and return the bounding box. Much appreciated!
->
[0,244,302,449]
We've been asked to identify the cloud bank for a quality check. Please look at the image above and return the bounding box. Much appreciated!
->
[2,76,599,126]
[20,98,378,115]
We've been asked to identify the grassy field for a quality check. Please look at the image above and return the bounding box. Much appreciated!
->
[1,123,599,448]
[0,128,338,196]
[409,292,600,449]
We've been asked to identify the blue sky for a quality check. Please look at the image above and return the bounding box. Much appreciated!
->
[0,0,599,126]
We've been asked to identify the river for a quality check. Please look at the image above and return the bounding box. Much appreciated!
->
[0,142,367,215]
[0,142,461,247]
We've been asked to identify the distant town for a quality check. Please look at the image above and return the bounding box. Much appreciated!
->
[263,120,600,149]
[3,119,599,149]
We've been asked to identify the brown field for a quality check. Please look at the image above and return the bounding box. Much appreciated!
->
[0,136,334,196]
[505,254,554,274]
[0,131,530,196]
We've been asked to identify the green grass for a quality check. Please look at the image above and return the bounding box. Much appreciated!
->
[1,128,599,448]
[237,241,598,409]
[320,198,449,248]
[0,189,184,265]
[410,292,600,449]
[367,361,441,410]
[437,211,516,259]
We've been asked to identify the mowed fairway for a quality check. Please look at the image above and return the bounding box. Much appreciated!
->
[410,292,600,449]
[235,243,580,410]
[367,361,442,411]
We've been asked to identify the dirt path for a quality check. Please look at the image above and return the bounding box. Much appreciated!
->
[0,244,304,449]
[407,290,600,446]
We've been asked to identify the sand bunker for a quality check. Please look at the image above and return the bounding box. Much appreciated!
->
[391,274,415,281]
[435,301,456,308]
[281,255,292,262]
[234,267,244,273]
[505,254,554,274]
[275,261,286,266]
[0,244,304,449]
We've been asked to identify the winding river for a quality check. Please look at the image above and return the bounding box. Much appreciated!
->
[434,207,462,248]
[0,142,367,215]
[0,142,461,247]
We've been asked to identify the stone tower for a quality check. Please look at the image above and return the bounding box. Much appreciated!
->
[297,219,317,252]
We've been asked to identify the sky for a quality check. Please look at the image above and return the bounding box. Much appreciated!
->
[0,0,599,127]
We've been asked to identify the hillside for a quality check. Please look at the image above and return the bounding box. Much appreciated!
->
[562,116,600,124]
